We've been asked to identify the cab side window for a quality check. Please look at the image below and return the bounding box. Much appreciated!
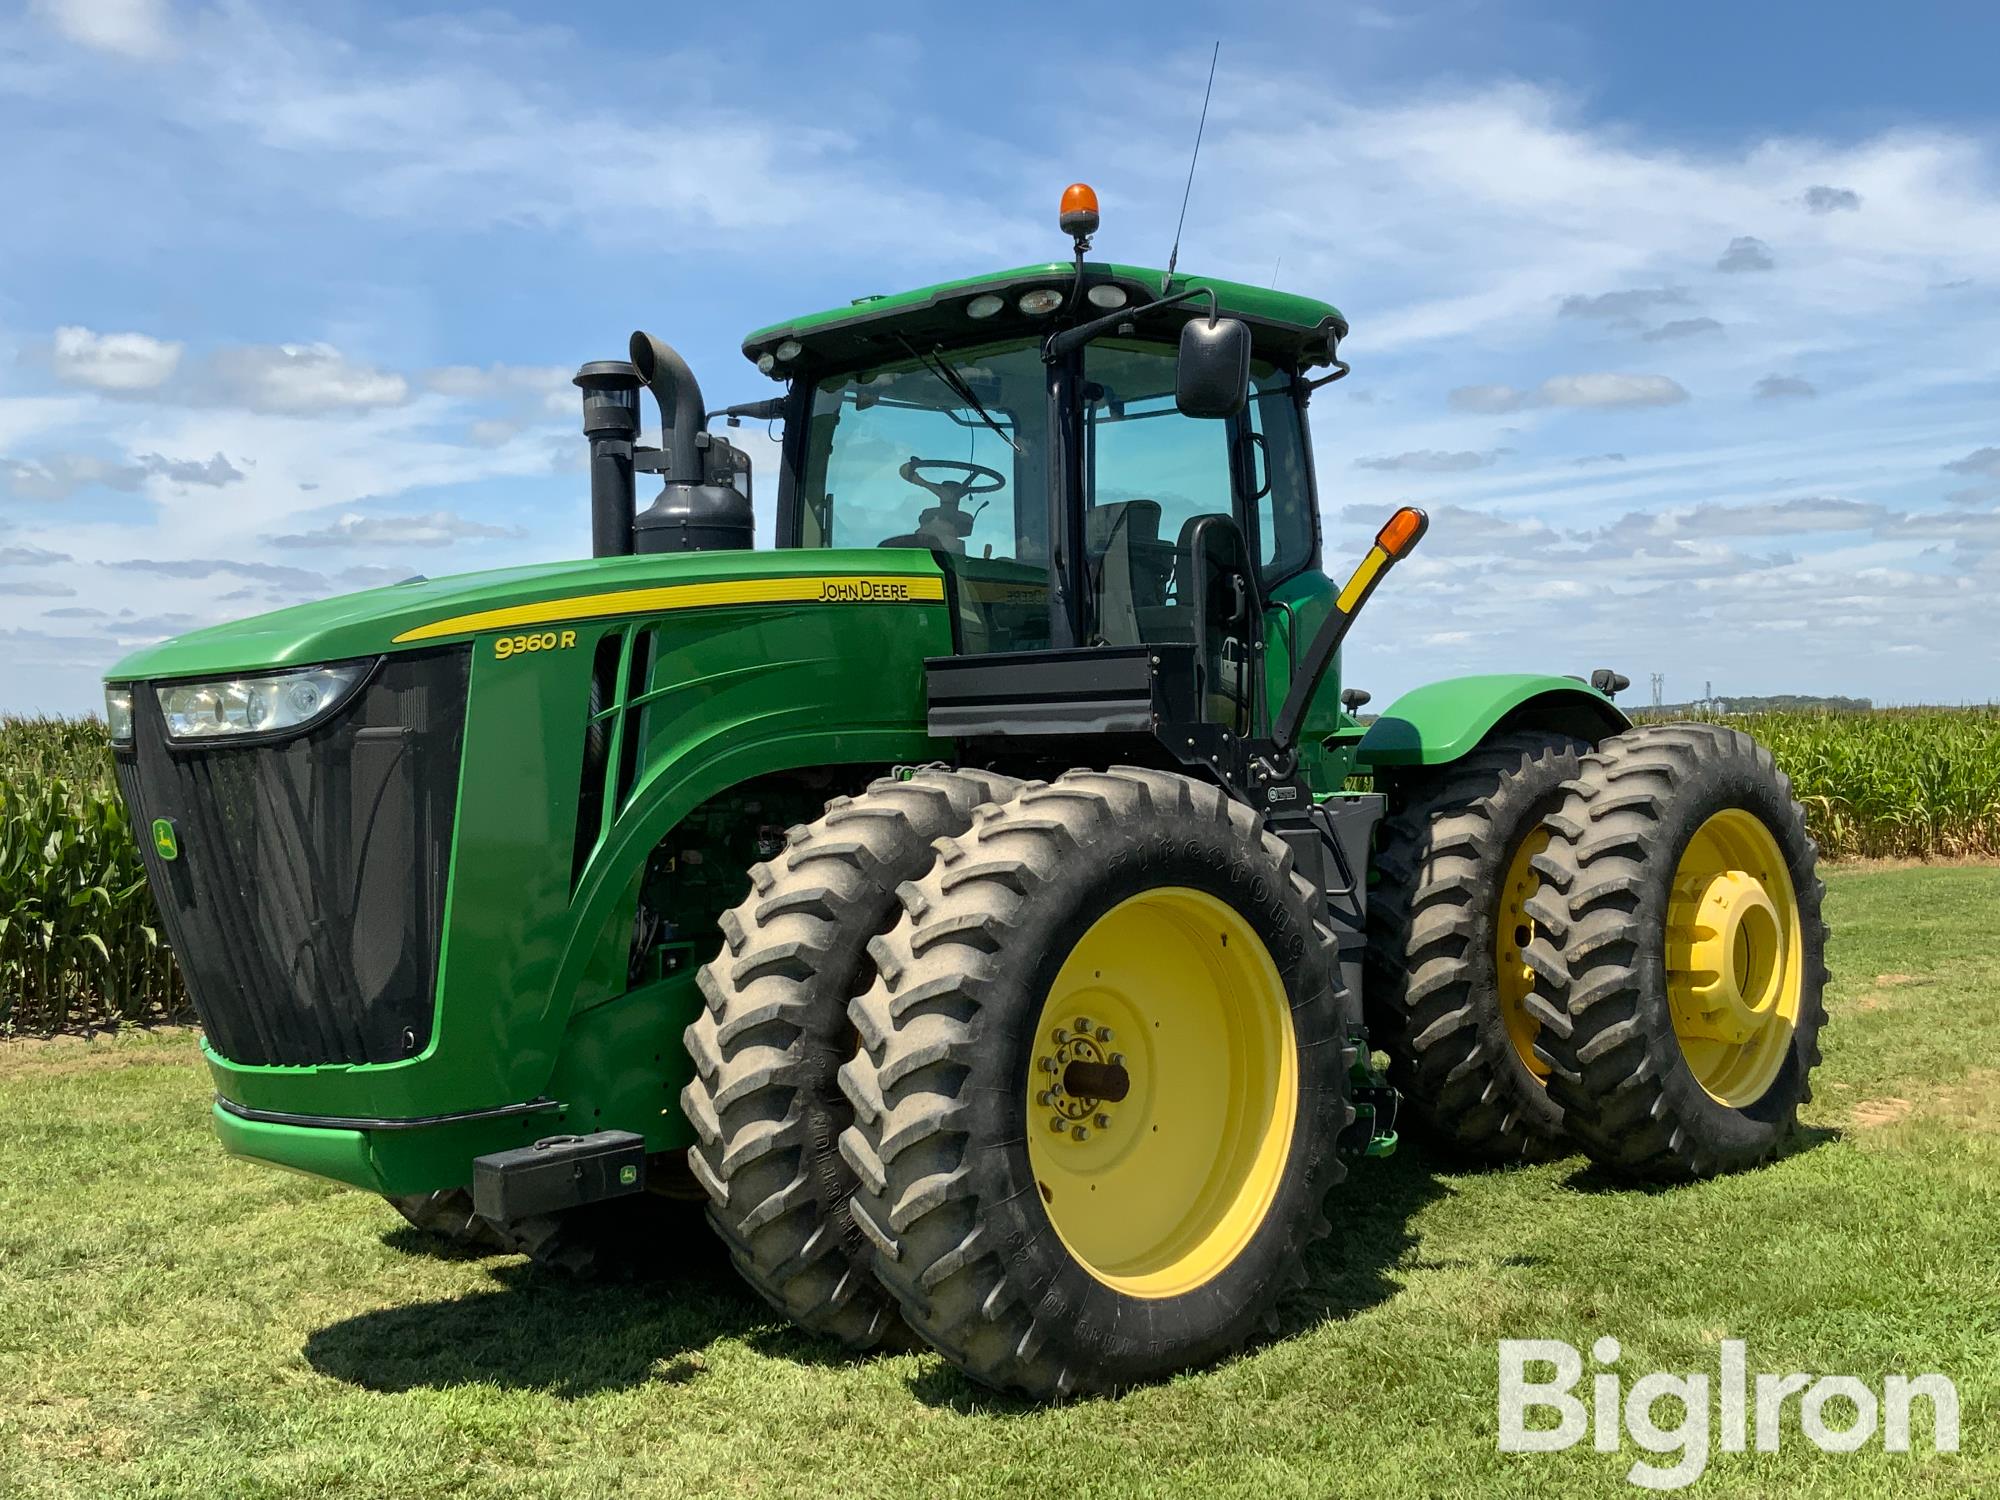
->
[1246,374,1315,585]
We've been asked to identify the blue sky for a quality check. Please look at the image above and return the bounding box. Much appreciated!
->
[3,0,1998,712]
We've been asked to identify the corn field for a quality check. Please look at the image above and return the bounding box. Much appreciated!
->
[1,717,185,1033]
[1680,705,2000,861]
[4,707,1999,1035]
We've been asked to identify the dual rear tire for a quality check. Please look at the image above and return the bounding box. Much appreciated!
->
[1369,723,1827,1182]
[1524,725,1829,1179]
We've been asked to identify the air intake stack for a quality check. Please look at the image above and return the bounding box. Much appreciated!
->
[573,360,641,559]
[627,331,754,554]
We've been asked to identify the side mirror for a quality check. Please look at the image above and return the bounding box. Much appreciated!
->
[1175,316,1251,418]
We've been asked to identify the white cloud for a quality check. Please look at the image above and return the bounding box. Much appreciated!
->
[1642,317,1724,342]
[30,0,169,59]
[424,363,572,411]
[1539,373,1690,409]
[1716,235,1775,272]
[1803,184,1862,215]
[51,325,182,392]
[197,343,408,414]
[1558,287,1692,321]
[1354,448,1508,472]
[0,449,243,500]
[1448,373,1689,413]
[1753,374,1817,400]
[265,510,524,549]
[0,544,73,565]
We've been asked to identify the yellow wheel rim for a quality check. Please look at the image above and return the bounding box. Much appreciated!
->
[1024,887,1297,1299]
[1666,809,1803,1107]
[1495,828,1551,1081]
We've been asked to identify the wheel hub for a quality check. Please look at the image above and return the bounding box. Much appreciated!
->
[1495,827,1551,1080]
[1670,869,1784,1046]
[1024,887,1297,1299]
[1663,808,1804,1107]
[1035,1020,1127,1139]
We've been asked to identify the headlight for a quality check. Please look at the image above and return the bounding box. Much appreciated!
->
[1086,284,1129,309]
[965,293,1005,320]
[1017,288,1064,316]
[105,686,134,745]
[157,662,372,742]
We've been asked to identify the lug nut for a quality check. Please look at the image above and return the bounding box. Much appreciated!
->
[1071,1125,1090,1142]
[1095,1026,1113,1043]
[1108,1052,1125,1067]
[1037,1091,1054,1107]
[1075,1016,1091,1033]
[1049,1116,1067,1133]
[1052,1028,1070,1044]
[1039,1056,1057,1073]
[1095,1114,1111,1129]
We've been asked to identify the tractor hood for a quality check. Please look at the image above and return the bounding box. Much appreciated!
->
[104,547,949,683]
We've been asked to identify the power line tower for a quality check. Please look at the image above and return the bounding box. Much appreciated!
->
[1650,672,1664,709]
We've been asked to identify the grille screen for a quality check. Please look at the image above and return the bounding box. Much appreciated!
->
[116,649,470,1066]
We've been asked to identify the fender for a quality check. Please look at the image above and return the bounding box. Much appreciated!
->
[1356,673,1629,769]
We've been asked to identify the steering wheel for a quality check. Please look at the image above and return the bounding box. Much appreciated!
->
[883,457,1007,551]
[898,457,1006,509]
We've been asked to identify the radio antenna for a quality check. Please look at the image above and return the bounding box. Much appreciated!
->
[1163,41,1219,293]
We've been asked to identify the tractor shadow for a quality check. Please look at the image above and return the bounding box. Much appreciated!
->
[1555,1122,1842,1196]
[305,1229,871,1398]
[905,1140,1461,1413]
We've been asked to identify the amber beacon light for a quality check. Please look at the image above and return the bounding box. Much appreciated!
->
[1059,182,1101,242]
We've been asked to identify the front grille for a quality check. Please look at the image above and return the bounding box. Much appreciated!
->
[116,649,471,1066]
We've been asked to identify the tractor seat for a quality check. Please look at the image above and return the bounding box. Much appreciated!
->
[1086,500,1163,646]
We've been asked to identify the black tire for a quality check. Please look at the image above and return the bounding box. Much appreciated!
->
[682,768,1023,1350]
[1367,731,1589,1164]
[385,1189,508,1252]
[1523,724,1829,1180]
[838,767,1352,1399]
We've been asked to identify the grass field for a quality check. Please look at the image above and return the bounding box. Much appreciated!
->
[1,864,1993,1499]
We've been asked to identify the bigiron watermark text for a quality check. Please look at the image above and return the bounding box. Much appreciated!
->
[1498,1337,1959,1490]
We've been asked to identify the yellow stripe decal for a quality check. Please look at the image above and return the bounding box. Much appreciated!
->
[392,573,946,644]
[1334,546,1388,615]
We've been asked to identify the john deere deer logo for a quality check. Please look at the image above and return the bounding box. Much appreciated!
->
[151,818,179,862]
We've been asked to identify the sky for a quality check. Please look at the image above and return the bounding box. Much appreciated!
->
[2,0,1998,713]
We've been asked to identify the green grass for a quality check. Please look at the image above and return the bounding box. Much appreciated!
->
[1,867,1995,1498]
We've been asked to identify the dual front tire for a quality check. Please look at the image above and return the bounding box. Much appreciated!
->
[838,768,1351,1398]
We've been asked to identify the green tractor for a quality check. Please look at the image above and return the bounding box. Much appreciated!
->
[105,184,1827,1397]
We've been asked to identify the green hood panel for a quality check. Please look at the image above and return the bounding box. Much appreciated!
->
[104,548,949,683]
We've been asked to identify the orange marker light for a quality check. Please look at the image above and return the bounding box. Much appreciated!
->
[1376,506,1429,559]
[1059,182,1101,240]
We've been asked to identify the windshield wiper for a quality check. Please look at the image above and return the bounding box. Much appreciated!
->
[897,336,1019,453]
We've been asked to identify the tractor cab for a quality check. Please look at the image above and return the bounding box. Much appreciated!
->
[705,196,1375,803]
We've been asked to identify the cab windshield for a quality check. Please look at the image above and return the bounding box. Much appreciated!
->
[795,333,1312,654]
[798,339,1049,564]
